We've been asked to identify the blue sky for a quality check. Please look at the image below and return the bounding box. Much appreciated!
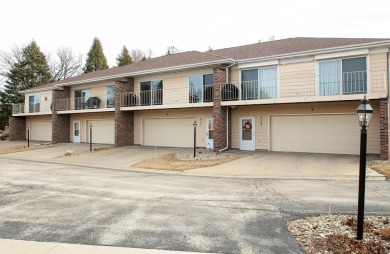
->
[1,0,389,68]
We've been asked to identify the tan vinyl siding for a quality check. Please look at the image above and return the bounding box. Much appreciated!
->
[26,115,52,123]
[369,53,388,94]
[134,108,213,147]
[279,61,316,97]
[230,66,239,84]
[231,100,380,154]
[70,112,114,143]
[24,90,52,113]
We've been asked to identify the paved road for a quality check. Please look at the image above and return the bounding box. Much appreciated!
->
[0,157,389,254]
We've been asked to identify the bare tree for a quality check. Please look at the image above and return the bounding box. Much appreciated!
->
[0,45,24,89]
[165,45,180,55]
[130,48,154,62]
[49,47,82,81]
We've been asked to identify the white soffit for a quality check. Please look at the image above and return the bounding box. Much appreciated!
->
[315,49,369,60]
[238,60,279,69]
[279,56,315,65]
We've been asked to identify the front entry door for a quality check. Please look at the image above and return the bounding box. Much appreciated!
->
[206,118,214,149]
[239,117,255,151]
[73,121,80,143]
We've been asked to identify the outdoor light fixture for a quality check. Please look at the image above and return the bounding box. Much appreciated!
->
[193,120,197,158]
[89,123,93,152]
[355,96,373,240]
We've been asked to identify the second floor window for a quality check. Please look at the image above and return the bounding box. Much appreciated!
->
[29,95,40,113]
[74,89,90,109]
[319,57,367,96]
[189,74,213,103]
[106,86,115,108]
[140,80,163,106]
[241,67,278,100]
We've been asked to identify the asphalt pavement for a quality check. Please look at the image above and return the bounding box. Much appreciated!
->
[0,157,389,253]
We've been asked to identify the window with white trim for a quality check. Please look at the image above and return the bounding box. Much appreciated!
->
[140,80,163,105]
[241,67,278,100]
[28,95,40,113]
[189,74,213,103]
[318,57,367,96]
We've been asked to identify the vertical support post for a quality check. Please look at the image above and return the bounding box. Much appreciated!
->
[89,123,93,152]
[357,126,367,240]
[193,120,197,158]
[27,126,30,148]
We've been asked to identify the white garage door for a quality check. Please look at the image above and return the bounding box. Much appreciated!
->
[87,120,115,144]
[144,118,193,147]
[271,114,360,155]
[30,121,52,141]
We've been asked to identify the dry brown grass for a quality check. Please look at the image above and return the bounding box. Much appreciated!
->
[375,228,390,241]
[370,165,390,177]
[132,153,241,171]
[0,144,55,154]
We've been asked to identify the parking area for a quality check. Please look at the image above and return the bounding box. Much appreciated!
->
[0,141,385,179]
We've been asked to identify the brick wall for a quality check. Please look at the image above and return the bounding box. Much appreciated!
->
[115,78,134,147]
[9,116,26,141]
[380,98,389,160]
[52,87,71,143]
[213,64,231,151]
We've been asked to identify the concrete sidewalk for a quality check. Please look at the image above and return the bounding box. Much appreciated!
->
[0,141,385,180]
[0,239,210,254]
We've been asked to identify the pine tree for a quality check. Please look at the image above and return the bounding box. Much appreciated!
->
[0,40,52,129]
[116,46,133,67]
[83,37,109,73]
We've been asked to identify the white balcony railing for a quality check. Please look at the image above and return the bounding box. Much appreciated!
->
[121,86,213,107]
[221,70,387,101]
[56,96,114,111]
[12,101,52,115]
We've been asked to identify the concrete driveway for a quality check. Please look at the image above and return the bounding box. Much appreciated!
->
[0,141,384,179]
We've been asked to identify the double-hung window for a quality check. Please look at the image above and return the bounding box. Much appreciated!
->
[319,57,367,96]
[106,86,115,108]
[189,74,213,103]
[28,95,40,113]
[241,67,278,100]
[140,80,163,106]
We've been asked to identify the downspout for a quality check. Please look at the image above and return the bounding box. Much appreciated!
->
[219,61,236,152]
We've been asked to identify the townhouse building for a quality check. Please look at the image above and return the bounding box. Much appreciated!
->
[10,37,390,159]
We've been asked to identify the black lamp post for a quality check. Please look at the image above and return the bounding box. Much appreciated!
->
[193,120,197,158]
[356,96,373,240]
[89,123,93,152]
[27,123,30,148]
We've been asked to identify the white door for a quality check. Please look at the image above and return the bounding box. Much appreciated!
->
[73,121,80,143]
[239,117,255,151]
[87,120,115,144]
[144,118,193,147]
[30,121,52,141]
[270,114,360,154]
[206,118,214,149]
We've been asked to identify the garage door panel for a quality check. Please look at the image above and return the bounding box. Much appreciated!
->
[144,118,193,147]
[271,114,360,155]
[87,120,114,144]
[30,121,52,141]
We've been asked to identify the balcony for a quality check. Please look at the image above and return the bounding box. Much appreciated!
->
[120,86,213,109]
[56,96,114,113]
[12,101,52,115]
[221,70,387,105]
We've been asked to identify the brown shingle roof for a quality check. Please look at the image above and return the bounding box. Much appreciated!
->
[209,37,389,60]
[22,37,389,93]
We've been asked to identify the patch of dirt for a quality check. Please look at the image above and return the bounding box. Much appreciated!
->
[132,152,244,171]
[0,144,55,154]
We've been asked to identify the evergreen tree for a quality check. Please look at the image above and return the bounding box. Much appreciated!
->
[116,45,133,67]
[0,40,52,129]
[83,37,109,73]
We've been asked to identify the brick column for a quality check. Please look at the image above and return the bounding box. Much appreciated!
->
[380,98,389,160]
[213,65,231,152]
[52,87,70,143]
[115,78,134,147]
[9,116,26,141]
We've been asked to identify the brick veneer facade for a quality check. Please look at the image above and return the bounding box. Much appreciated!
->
[380,98,389,160]
[52,87,70,143]
[115,78,134,147]
[9,116,26,141]
[213,64,231,151]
